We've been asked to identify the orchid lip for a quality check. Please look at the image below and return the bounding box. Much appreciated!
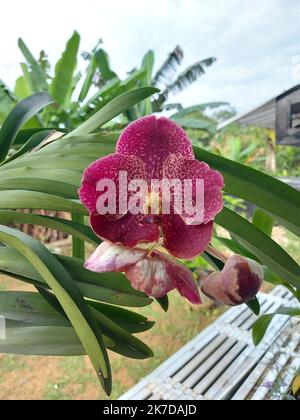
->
[84,241,201,305]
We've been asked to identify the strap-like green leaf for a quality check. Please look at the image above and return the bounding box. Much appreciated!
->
[3,130,53,164]
[50,31,80,108]
[0,190,87,214]
[252,307,300,345]
[67,87,159,137]
[0,93,54,162]
[0,226,112,394]
[0,210,99,245]
[252,209,274,237]
[0,247,151,307]
[246,298,261,316]
[17,39,48,91]
[0,178,78,198]
[0,168,82,185]
[34,288,153,359]
[95,49,118,82]
[194,146,300,236]
[78,55,96,103]
[139,50,155,115]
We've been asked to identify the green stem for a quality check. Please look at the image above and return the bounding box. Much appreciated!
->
[71,213,85,259]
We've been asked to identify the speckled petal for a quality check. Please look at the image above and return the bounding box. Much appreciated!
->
[90,213,160,247]
[154,251,201,304]
[79,153,146,213]
[125,250,201,303]
[125,255,176,298]
[162,214,214,259]
[163,154,224,224]
[201,255,264,306]
[116,116,194,180]
[84,242,147,273]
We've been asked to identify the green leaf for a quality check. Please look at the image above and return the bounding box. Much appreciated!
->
[139,50,155,115]
[0,247,151,307]
[0,290,153,359]
[67,87,159,137]
[252,307,300,345]
[0,326,85,356]
[0,80,17,123]
[203,251,225,271]
[18,39,48,91]
[0,168,82,186]
[171,117,215,131]
[0,210,99,245]
[0,178,78,198]
[216,207,300,290]
[156,296,169,312]
[34,288,153,359]
[90,306,153,359]
[13,128,59,146]
[3,130,53,164]
[216,237,257,260]
[0,226,112,393]
[95,49,118,82]
[78,55,96,102]
[253,209,274,237]
[246,297,261,316]
[194,146,300,237]
[0,155,94,173]
[170,102,229,119]
[72,213,85,259]
[0,190,87,214]
[50,31,80,108]
[87,301,154,334]
[0,93,53,162]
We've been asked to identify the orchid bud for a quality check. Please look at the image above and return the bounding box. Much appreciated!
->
[201,255,263,306]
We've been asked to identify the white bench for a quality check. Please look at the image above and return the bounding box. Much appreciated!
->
[119,286,300,400]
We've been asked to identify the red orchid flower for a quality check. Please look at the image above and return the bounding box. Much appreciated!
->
[201,255,264,306]
[85,241,201,304]
[79,116,224,260]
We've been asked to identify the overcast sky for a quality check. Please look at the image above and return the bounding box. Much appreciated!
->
[1,0,300,113]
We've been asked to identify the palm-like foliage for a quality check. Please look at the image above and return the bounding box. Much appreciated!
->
[0,35,223,137]
[0,33,147,131]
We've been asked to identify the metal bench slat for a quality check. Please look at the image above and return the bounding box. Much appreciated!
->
[119,287,298,401]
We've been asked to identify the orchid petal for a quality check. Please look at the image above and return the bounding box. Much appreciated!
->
[154,251,201,304]
[162,214,213,259]
[116,115,194,180]
[125,255,176,298]
[79,153,146,214]
[84,242,147,273]
[163,154,224,224]
[125,250,201,303]
[90,213,160,247]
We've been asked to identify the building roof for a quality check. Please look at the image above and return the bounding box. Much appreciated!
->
[218,84,300,130]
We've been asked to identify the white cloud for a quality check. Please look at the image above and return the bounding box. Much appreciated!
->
[1,0,299,112]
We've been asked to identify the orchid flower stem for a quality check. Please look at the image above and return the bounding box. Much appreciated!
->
[206,244,228,264]
[147,238,164,255]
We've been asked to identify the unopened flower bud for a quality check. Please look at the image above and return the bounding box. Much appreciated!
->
[201,255,263,306]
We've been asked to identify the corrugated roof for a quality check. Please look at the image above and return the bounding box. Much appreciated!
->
[218,84,300,130]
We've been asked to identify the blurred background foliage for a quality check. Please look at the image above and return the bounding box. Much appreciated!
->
[1,31,298,178]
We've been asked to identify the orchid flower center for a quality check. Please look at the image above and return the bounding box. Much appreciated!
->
[144,191,162,215]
